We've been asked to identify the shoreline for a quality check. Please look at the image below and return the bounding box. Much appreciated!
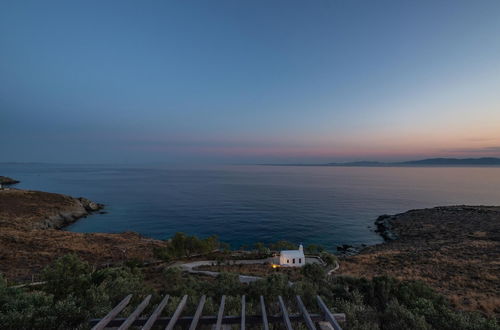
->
[0,181,498,315]
[339,205,500,315]
[0,186,166,281]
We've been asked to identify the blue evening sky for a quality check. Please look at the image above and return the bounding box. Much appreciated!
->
[1,0,500,164]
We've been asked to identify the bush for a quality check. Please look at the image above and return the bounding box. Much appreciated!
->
[2,253,500,330]
[305,244,325,254]
[301,263,326,283]
[380,300,430,330]
[41,254,93,301]
[0,254,148,329]
[320,251,338,266]
[165,232,221,258]
[268,240,297,251]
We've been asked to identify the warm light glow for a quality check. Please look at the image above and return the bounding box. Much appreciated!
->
[272,264,279,269]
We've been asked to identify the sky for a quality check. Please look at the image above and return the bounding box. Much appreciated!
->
[1,0,500,164]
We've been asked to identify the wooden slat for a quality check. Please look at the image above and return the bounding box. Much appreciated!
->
[91,294,132,330]
[165,295,188,330]
[118,295,152,330]
[91,312,347,327]
[141,294,170,330]
[316,296,343,330]
[188,295,206,330]
[215,295,226,330]
[278,296,293,330]
[240,295,246,330]
[296,296,317,330]
[260,296,269,330]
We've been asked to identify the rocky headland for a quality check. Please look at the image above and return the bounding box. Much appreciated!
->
[339,206,500,316]
[0,187,166,281]
[0,176,20,185]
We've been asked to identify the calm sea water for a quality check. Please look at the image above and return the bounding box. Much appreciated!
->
[2,163,500,250]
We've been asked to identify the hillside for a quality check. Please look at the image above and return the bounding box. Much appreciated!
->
[339,206,500,315]
[0,188,166,280]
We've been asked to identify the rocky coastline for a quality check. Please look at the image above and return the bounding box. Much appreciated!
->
[0,176,20,185]
[339,205,500,316]
[34,196,104,229]
[0,183,166,281]
[1,177,498,316]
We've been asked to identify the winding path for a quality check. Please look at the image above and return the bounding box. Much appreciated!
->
[173,257,327,283]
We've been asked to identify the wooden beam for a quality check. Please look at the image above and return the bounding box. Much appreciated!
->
[91,313,347,327]
[278,296,293,330]
[296,296,317,330]
[188,295,206,330]
[165,295,188,330]
[260,296,269,330]
[240,295,246,330]
[141,294,170,330]
[118,295,151,330]
[215,295,226,330]
[316,296,343,330]
[91,294,132,330]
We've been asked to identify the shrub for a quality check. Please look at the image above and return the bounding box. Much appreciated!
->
[165,232,221,258]
[320,251,338,266]
[41,254,93,300]
[301,263,326,283]
[268,240,297,251]
[380,300,430,330]
[305,244,325,254]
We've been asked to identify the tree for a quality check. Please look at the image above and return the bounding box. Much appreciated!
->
[268,240,297,251]
[320,252,338,266]
[41,254,93,300]
[254,242,269,256]
[305,244,325,254]
[301,263,326,283]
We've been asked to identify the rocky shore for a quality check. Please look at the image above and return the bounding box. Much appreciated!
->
[0,186,166,281]
[0,176,20,185]
[339,206,500,316]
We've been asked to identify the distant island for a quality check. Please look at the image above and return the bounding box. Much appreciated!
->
[263,157,500,167]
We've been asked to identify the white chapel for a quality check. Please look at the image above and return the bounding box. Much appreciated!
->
[279,244,305,267]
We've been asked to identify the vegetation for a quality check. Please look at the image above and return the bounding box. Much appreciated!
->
[153,232,222,260]
[1,254,498,330]
[0,254,146,329]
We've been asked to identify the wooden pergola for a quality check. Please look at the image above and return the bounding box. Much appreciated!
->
[90,294,344,330]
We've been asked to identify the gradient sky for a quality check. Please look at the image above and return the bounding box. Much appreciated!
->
[1,0,500,164]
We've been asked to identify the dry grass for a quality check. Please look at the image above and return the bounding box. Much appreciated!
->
[0,189,166,282]
[340,206,500,316]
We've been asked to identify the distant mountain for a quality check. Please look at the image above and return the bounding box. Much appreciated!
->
[264,157,500,167]
[399,157,500,165]
[326,161,384,166]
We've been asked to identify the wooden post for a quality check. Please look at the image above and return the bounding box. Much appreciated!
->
[118,295,151,330]
[215,295,226,330]
[91,294,132,330]
[260,296,269,330]
[165,295,188,330]
[278,296,293,330]
[296,296,316,330]
[316,296,342,330]
[240,295,246,330]
[189,295,206,330]
[142,295,170,330]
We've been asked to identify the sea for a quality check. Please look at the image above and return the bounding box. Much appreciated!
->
[2,163,500,250]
